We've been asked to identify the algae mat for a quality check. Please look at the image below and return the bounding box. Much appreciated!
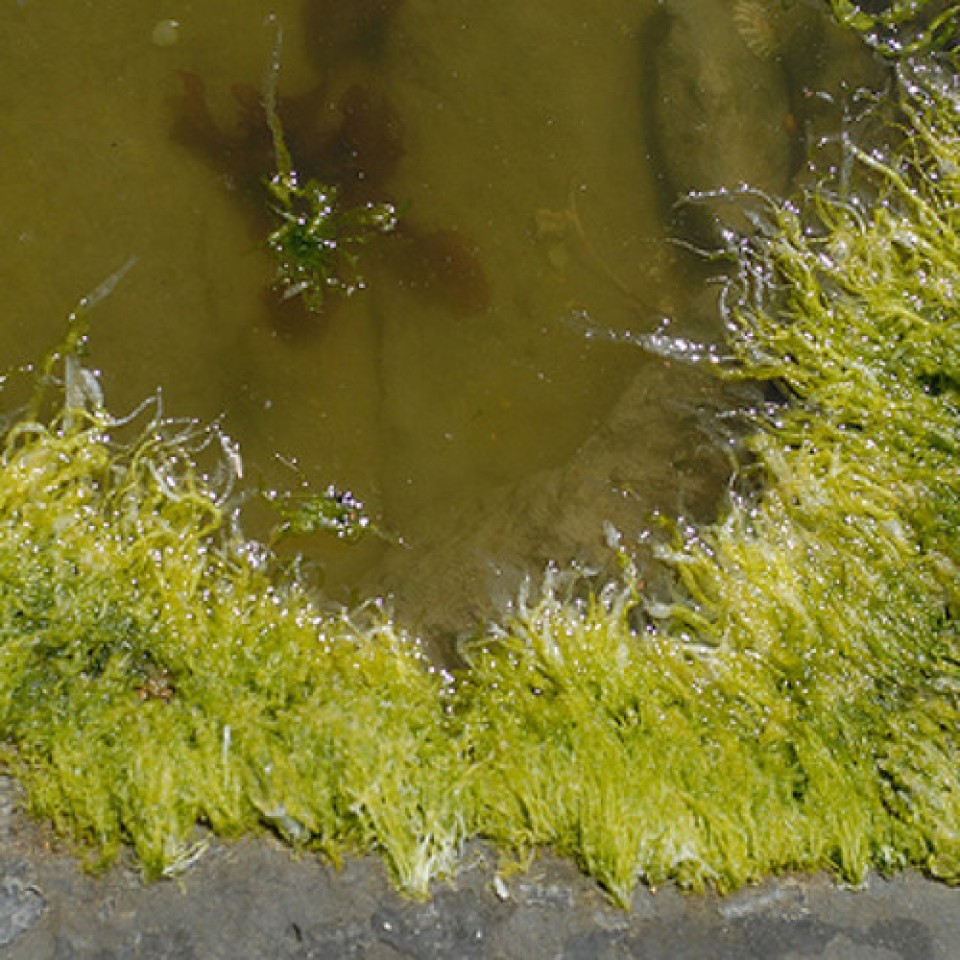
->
[0,0,958,916]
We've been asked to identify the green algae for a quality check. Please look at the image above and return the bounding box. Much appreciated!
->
[0,374,466,891]
[453,56,960,903]
[0,21,959,907]
[264,484,379,544]
[828,0,960,57]
[456,52,960,899]
[263,28,397,312]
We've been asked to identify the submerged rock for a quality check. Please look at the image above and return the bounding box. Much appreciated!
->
[646,0,802,240]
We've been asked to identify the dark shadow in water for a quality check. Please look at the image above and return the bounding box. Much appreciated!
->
[168,0,489,336]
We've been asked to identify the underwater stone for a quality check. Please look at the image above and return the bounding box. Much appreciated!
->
[647,0,797,240]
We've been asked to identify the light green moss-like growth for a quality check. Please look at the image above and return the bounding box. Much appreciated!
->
[0,32,957,905]
[453,59,960,904]
[0,394,466,893]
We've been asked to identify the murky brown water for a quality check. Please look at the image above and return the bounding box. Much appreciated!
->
[0,0,878,643]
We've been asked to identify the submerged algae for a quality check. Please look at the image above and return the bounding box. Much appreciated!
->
[263,29,398,312]
[0,24,958,907]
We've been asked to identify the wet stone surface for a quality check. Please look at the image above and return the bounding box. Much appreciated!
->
[0,769,954,960]
[0,860,45,948]
[0,781,957,960]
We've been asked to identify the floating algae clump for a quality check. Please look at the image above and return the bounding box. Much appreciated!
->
[0,23,959,906]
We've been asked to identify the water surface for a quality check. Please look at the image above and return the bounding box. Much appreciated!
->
[0,1,865,643]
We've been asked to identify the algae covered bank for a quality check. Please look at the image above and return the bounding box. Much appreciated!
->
[0,0,959,908]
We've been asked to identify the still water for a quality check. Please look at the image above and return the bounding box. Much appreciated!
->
[0,1,875,644]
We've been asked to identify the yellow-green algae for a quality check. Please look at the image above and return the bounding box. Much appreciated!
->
[1,23,959,907]
[456,54,960,903]
[0,356,468,890]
